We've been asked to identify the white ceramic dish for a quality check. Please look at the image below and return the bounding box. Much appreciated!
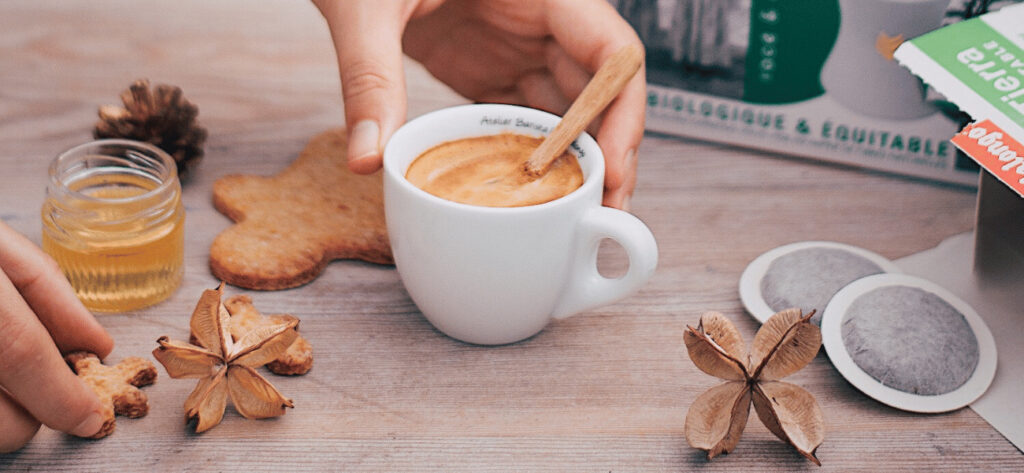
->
[821,273,997,413]
[739,241,901,323]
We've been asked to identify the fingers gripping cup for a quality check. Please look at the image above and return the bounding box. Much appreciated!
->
[384,104,658,345]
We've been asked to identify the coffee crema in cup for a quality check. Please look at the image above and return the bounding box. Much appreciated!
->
[404,133,583,207]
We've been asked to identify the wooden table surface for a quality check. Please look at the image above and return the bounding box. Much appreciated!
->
[1,1,1021,471]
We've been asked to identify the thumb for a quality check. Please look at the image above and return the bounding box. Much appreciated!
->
[316,1,409,174]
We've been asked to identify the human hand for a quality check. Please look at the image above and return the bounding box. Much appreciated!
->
[313,0,646,210]
[0,222,114,452]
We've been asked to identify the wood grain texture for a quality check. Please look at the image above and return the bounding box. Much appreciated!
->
[0,0,1020,471]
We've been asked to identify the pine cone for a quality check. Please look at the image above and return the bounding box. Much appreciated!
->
[93,79,208,179]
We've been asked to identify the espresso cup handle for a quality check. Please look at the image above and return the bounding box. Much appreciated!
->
[551,206,658,319]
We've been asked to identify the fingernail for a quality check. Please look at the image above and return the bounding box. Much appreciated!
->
[621,195,631,212]
[70,410,106,438]
[348,120,381,164]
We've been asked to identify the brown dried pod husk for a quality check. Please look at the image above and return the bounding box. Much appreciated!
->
[189,295,314,376]
[184,368,228,433]
[684,381,752,459]
[684,311,749,381]
[152,337,219,378]
[153,283,297,433]
[683,309,825,465]
[223,295,313,376]
[752,381,825,465]
[750,308,821,381]
[226,365,294,418]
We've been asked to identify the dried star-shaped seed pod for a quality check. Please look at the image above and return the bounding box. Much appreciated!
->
[189,295,313,376]
[152,283,298,433]
[683,309,825,465]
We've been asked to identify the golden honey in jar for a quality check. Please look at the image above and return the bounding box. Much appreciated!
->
[41,139,184,312]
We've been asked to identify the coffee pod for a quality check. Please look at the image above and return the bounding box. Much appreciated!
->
[820,273,997,413]
[739,241,900,324]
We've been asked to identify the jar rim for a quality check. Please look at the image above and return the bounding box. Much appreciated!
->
[49,139,178,204]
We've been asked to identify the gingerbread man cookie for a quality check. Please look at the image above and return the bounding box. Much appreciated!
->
[65,352,157,439]
[210,128,393,290]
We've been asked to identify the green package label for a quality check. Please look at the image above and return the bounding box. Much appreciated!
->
[743,0,840,104]
[912,19,1024,129]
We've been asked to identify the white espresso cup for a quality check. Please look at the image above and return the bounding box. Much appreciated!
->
[383,104,659,345]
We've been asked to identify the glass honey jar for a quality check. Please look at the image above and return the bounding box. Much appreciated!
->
[41,140,184,312]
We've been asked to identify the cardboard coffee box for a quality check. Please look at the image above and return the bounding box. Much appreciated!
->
[884,3,1023,448]
[614,0,1021,185]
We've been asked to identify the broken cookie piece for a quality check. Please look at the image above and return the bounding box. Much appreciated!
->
[65,352,157,439]
[225,295,313,375]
